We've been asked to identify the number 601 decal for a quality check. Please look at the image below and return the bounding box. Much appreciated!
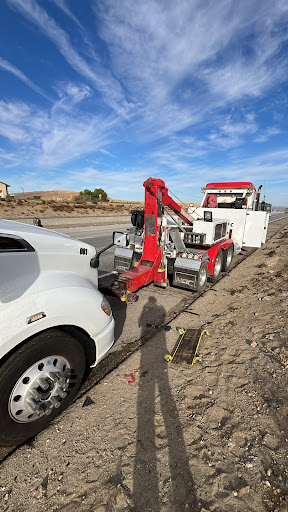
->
[80,247,88,255]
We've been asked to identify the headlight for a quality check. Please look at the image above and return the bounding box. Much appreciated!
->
[101,297,112,316]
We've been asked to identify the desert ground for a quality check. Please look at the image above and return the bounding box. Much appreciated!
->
[0,196,143,220]
[0,219,287,511]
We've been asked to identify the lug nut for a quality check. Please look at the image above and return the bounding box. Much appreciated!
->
[50,397,61,408]
[57,376,66,387]
[27,398,40,412]
[30,388,42,400]
[37,378,49,390]
[47,372,59,383]
[57,388,67,399]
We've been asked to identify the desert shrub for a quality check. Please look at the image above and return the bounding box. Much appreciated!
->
[229,288,244,295]
[52,203,74,213]
[266,250,276,257]
[73,195,87,203]
[52,204,66,211]
[34,195,41,199]
[74,187,108,203]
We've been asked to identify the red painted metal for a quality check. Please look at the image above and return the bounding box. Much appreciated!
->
[205,181,256,190]
[144,178,194,226]
[113,246,163,297]
[206,239,233,276]
[113,177,196,298]
[204,193,218,208]
[112,177,236,299]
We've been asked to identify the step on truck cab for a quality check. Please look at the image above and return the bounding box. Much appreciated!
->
[0,219,115,446]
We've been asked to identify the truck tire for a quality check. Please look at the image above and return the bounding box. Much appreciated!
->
[196,262,208,292]
[0,330,85,447]
[222,245,233,272]
[210,250,223,283]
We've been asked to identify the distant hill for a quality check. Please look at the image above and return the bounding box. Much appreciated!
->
[13,190,79,200]
[12,190,145,203]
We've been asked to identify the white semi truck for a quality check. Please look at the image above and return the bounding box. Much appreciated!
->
[0,220,115,446]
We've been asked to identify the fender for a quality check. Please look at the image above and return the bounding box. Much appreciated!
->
[207,239,233,276]
[0,275,114,364]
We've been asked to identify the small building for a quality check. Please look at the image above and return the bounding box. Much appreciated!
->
[0,181,10,198]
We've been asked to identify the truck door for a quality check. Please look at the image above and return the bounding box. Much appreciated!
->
[242,211,269,248]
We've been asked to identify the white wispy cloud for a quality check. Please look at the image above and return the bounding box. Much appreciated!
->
[0,99,117,167]
[5,0,288,144]
[254,127,281,143]
[2,0,288,206]
[0,56,52,102]
[6,0,129,114]
[94,0,288,137]
[6,144,288,205]
[52,82,93,113]
[50,0,82,29]
[158,145,288,197]
[0,148,23,168]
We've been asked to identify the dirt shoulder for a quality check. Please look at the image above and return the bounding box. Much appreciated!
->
[0,225,287,512]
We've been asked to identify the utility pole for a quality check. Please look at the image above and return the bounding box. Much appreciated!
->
[21,187,25,200]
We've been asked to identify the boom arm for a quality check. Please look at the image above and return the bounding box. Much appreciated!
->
[112,177,196,300]
[145,178,195,225]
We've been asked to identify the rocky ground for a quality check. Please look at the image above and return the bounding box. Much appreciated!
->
[0,224,287,512]
[0,198,143,219]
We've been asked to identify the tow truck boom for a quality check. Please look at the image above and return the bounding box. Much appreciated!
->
[145,178,195,225]
[112,177,269,301]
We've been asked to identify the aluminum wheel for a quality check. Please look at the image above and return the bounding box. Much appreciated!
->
[214,253,222,276]
[199,265,207,287]
[223,244,234,272]
[225,246,233,268]
[196,262,208,292]
[0,330,85,447]
[9,355,71,423]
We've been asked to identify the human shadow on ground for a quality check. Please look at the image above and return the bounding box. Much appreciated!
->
[132,296,199,512]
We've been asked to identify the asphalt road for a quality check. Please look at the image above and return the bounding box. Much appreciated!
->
[270,212,288,221]
[58,212,288,273]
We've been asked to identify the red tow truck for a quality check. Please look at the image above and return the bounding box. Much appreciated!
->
[111,178,269,301]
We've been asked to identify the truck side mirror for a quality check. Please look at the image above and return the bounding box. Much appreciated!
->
[90,232,128,269]
[113,232,128,246]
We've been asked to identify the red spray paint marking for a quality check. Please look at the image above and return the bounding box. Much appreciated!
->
[124,374,135,384]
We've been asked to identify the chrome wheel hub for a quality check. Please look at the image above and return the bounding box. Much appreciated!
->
[199,266,207,287]
[9,356,71,423]
[214,254,222,277]
[226,248,232,267]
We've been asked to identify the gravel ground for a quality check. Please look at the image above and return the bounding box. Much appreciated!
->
[0,225,287,512]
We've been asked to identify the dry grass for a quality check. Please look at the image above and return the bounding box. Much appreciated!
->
[0,197,144,219]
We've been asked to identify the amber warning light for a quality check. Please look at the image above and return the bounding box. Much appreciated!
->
[26,312,46,324]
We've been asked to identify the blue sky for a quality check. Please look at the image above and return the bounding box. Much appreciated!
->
[0,0,287,205]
